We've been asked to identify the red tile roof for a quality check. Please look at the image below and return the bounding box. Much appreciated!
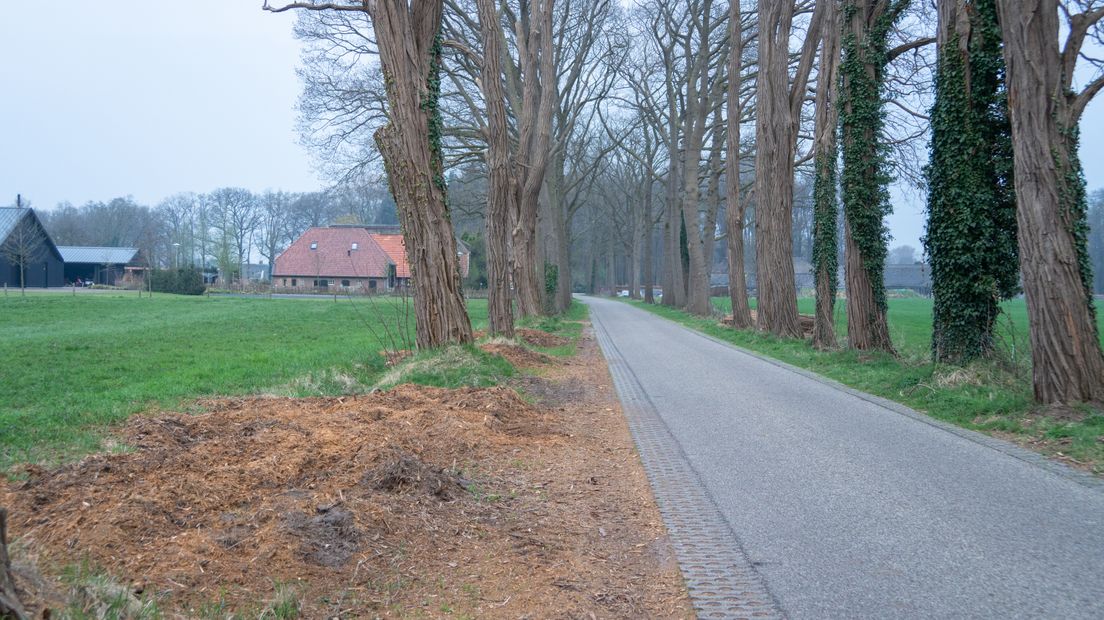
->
[370,234,410,279]
[273,227,394,279]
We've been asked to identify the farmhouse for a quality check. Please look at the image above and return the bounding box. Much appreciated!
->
[57,246,140,286]
[0,207,65,288]
[274,225,471,292]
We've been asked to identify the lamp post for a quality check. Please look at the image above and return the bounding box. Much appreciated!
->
[172,243,181,269]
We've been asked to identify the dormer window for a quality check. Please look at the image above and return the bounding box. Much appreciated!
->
[310,242,318,250]
[351,242,358,250]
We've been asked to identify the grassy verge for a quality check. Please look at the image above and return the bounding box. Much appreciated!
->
[628,298,1104,474]
[0,293,490,470]
[516,300,588,357]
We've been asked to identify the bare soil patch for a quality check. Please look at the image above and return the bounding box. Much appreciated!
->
[480,342,554,368]
[516,328,570,348]
[2,330,690,618]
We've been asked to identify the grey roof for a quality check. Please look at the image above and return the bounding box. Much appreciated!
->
[0,207,30,241]
[57,246,139,264]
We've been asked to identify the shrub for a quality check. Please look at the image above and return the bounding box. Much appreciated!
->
[149,267,206,295]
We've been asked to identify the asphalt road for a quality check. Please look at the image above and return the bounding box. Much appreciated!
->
[584,296,1104,619]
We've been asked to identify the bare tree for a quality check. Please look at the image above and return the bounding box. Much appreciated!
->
[754,0,825,336]
[725,0,754,328]
[1,214,47,296]
[995,0,1104,403]
[476,0,516,336]
[257,190,295,280]
[265,0,473,348]
[207,187,258,284]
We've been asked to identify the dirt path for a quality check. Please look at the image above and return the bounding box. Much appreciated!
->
[2,327,692,618]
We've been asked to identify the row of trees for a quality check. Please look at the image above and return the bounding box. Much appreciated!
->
[266,0,1104,405]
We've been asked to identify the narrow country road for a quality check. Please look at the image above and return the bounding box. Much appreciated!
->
[583,296,1104,619]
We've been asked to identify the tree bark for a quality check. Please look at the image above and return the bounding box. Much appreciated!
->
[476,0,515,337]
[839,0,899,353]
[843,220,892,349]
[643,176,656,304]
[372,1,472,349]
[0,508,28,620]
[754,0,824,337]
[679,57,714,315]
[811,0,842,349]
[996,0,1104,403]
[725,0,753,328]
[701,107,723,305]
[662,150,687,306]
[511,0,557,317]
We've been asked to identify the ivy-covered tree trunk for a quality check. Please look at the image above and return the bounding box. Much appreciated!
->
[811,0,842,349]
[476,0,515,337]
[839,0,904,353]
[995,0,1104,403]
[374,4,473,349]
[924,0,1018,363]
[267,0,472,350]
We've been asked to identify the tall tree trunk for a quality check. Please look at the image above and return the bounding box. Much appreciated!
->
[643,179,656,304]
[725,0,753,328]
[544,149,573,313]
[607,229,617,295]
[996,0,1104,403]
[701,107,723,305]
[373,5,472,349]
[511,0,557,317]
[926,0,1018,363]
[839,0,901,353]
[811,0,842,349]
[477,0,515,337]
[843,220,892,349]
[680,92,713,316]
[663,164,687,306]
[630,187,643,300]
[268,0,472,349]
[754,0,825,336]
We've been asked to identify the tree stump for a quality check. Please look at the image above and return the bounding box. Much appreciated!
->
[0,508,29,620]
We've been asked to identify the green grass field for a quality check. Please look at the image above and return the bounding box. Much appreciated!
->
[709,295,1041,362]
[0,293,496,469]
[632,296,1104,473]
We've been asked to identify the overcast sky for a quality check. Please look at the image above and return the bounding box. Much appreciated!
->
[1,2,1102,251]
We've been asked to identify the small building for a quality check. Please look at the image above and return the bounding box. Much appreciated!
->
[274,225,471,292]
[0,207,64,288]
[363,225,471,284]
[57,246,140,285]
